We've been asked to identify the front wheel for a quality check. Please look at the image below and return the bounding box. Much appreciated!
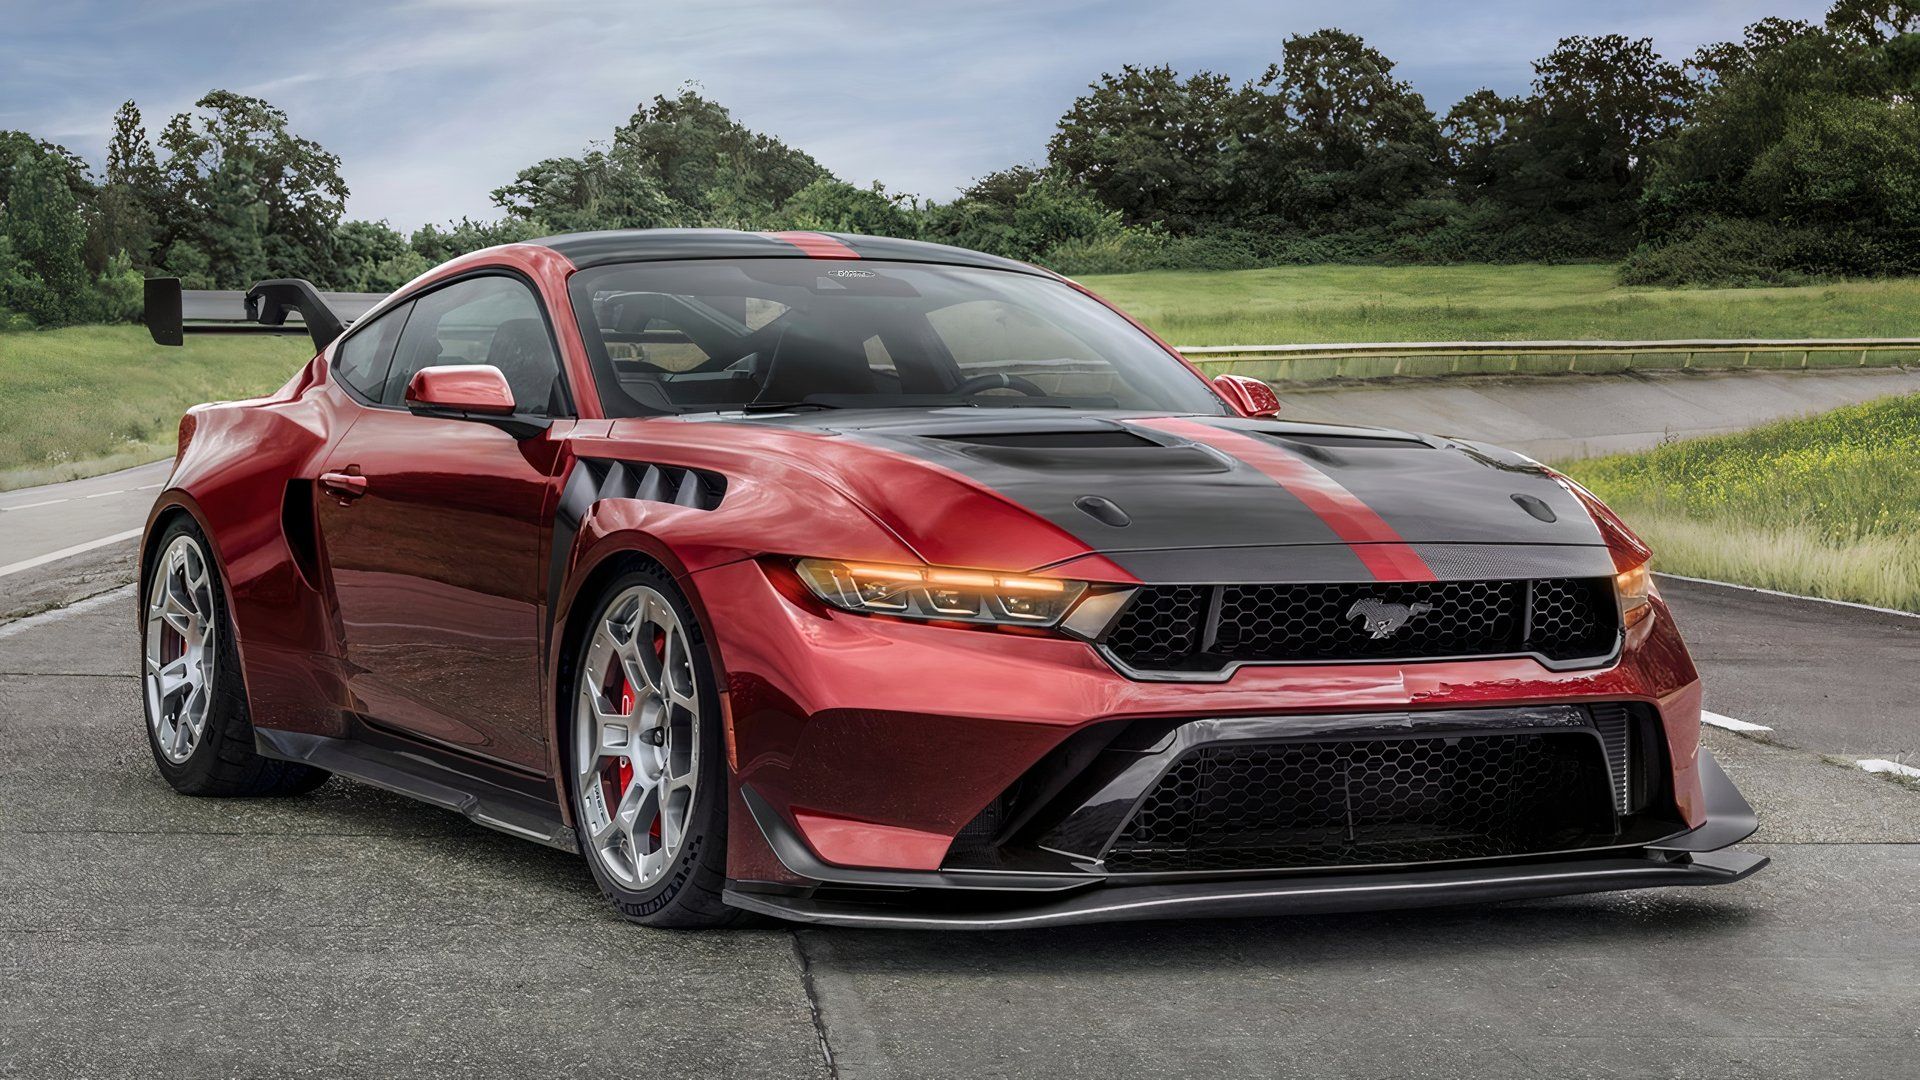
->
[569,567,737,927]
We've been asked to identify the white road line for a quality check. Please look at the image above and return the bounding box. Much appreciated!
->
[1703,710,1772,733]
[0,528,144,579]
[0,584,134,641]
[83,490,126,499]
[1857,759,1920,780]
[135,483,162,490]
[1656,572,1920,620]
[0,498,71,511]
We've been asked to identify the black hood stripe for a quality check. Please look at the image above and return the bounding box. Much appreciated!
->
[1133,417,1436,582]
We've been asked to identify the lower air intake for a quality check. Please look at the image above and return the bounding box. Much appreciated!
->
[1104,732,1617,873]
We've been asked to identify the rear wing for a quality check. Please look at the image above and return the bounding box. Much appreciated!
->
[143,278,385,352]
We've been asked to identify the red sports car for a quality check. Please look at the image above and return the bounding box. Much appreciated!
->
[138,229,1764,928]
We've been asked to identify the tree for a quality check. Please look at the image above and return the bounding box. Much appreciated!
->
[491,147,684,231]
[1442,89,1522,194]
[154,91,348,286]
[1629,11,1920,282]
[491,88,829,232]
[91,101,161,272]
[0,131,91,209]
[1458,35,1693,250]
[1825,0,1920,43]
[1244,29,1444,230]
[771,179,916,237]
[1046,65,1247,231]
[614,88,828,222]
[0,147,91,325]
[1689,18,1816,84]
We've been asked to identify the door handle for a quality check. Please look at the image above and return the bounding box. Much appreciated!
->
[319,470,369,499]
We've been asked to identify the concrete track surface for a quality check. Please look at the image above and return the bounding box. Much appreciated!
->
[0,575,1914,1078]
[1280,366,1920,459]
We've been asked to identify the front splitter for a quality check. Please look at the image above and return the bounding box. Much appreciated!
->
[723,848,1767,930]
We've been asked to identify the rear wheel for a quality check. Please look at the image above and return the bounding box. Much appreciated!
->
[142,517,329,796]
[570,567,736,927]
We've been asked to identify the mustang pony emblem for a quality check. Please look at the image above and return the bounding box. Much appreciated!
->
[1346,599,1434,639]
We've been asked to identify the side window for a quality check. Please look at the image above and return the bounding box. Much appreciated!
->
[332,301,411,403]
[383,275,565,416]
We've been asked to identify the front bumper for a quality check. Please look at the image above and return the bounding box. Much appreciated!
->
[724,750,1765,929]
[696,560,1713,881]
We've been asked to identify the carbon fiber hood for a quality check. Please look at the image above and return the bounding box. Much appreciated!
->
[740,408,1613,583]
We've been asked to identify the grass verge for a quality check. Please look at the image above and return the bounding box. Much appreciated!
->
[1079,263,1920,345]
[1562,393,1920,612]
[0,325,310,490]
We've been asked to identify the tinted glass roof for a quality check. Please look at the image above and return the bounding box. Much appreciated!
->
[532,227,1046,275]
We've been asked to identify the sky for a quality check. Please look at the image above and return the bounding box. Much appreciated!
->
[1,0,1834,231]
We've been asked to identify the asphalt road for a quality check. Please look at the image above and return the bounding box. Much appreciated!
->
[0,478,1916,1077]
[0,461,167,624]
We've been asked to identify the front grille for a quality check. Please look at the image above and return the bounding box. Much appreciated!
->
[1104,732,1617,873]
[1103,577,1617,673]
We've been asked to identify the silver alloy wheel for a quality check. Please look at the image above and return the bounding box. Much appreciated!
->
[575,584,701,891]
[144,533,217,765]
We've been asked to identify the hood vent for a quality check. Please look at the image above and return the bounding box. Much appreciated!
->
[1272,433,1433,449]
[931,431,1158,450]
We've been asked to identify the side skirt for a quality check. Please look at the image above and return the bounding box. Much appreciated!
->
[255,728,578,853]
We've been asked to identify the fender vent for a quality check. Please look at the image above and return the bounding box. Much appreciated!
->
[571,457,727,512]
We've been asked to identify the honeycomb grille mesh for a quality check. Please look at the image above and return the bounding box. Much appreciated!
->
[1527,577,1618,657]
[1105,733,1617,872]
[1105,577,1616,672]
[1101,585,1208,666]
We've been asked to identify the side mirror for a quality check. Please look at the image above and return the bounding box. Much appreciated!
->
[405,364,551,439]
[406,364,517,414]
[1214,374,1282,418]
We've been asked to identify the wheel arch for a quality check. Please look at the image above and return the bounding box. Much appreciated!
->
[139,492,264,728]
[547,534,732,825]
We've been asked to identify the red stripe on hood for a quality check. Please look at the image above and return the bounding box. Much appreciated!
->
[1135,417,1437,582]
[763,231,861,259]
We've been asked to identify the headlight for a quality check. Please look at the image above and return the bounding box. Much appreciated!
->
[795,559,1088,627]
[1615,558,1655,627]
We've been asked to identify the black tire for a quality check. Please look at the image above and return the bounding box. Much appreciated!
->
[568,565,738,928]
[141,516,330,797]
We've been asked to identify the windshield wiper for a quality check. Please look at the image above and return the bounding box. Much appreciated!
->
[738,400,844,412]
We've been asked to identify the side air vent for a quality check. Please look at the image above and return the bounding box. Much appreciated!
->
[1588,703,1633,814]
[281,479,321,587]
[573,457,727,512]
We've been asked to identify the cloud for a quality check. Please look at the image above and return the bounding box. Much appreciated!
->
[1,0,1833,230]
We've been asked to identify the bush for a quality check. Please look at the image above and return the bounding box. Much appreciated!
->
[1617,215,1914,285]
[87,251,144,321]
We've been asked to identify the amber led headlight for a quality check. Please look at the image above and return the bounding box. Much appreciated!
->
[795,559,1088,627]
[1614,558,1656,627]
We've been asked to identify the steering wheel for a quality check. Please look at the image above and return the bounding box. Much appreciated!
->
[954,372,1048,398]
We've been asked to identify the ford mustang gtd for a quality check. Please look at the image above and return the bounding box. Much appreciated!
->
[137,229,1764,928]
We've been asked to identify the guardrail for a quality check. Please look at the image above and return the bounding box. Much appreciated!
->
[1172,338,1920,384]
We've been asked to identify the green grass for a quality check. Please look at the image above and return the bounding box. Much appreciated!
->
[0,325,310,490]
[1562,393,1920,612]
[1080,263,1920,345]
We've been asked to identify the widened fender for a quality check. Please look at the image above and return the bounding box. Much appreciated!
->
[540,449,926,815]
[142,379,355,739]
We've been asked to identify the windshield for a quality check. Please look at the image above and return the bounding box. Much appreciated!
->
[566,259,1226,417]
